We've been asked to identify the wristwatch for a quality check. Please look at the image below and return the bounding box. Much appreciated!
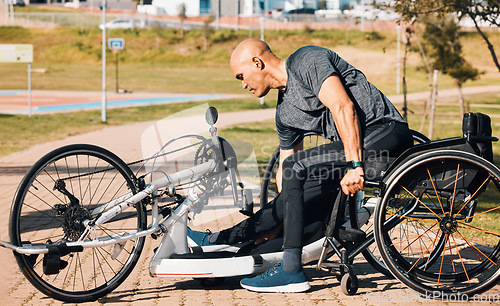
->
[347,160,364,169]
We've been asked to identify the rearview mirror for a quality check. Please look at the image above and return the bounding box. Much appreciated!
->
[205,106,218,125]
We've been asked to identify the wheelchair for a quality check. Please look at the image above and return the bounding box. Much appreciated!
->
[260,113,500,297]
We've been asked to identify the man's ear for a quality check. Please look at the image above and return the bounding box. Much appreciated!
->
[252,57,265,70]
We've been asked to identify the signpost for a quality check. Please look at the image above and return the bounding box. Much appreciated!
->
[108,38,125,93]
[102,0,107,123]
[0,44,34,116]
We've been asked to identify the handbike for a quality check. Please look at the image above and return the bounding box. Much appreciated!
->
[0,106,348,302]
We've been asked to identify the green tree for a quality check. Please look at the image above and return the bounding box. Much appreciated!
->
[422,15,481,115]
[393,0,500,72]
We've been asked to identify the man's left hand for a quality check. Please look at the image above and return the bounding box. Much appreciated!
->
[341,167,365,196]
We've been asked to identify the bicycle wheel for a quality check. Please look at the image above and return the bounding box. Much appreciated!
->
[374,150,500,296]
[9,144,147,302]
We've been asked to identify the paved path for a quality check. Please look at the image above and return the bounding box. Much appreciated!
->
[1,93,500,305]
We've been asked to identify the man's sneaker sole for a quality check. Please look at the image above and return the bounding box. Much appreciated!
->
[240,281,311,293]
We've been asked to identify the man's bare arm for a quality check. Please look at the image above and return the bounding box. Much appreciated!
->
[318,74,364,196]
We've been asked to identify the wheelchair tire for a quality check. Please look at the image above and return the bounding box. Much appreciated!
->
[374,150,500,296]
[9,144,147,302]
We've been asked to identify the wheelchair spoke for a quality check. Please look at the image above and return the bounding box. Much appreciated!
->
[401,224,439,252]
[450,234,470,284]
[456,230,497,265]
[424,228,443,270]
[426,167,446,215]
[401,185,442,220]
[376,153,500,296]
[446,234,455,272]
[453,175,490,218]
[392,224,438,251]
[457,223,500,238]
[437,234,450,285]
[459,205,500,223]
[387,213,439,224]
[408,231,440,273]
[449,163,461,215]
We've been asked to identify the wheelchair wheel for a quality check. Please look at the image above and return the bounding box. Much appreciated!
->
[374,150,500,296]
[260,133,331,207]
[9,144,147,303]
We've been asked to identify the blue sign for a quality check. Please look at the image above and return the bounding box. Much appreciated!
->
[108,38,125,50]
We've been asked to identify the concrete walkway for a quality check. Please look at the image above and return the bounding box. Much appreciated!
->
[1,87,500,305]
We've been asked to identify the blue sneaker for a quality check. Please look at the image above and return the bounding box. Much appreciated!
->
[187,227,215,246]
[240,262,310,293]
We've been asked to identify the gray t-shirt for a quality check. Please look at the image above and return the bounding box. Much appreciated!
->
[276,46,405,150]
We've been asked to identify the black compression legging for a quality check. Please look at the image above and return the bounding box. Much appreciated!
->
[215,178,337,245]
[281,121,413,249]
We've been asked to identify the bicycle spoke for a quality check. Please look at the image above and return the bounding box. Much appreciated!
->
[34,177,66,204]
[12,145,145,301]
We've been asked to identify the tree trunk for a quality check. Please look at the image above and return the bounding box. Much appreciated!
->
[419,70,433,133]
[457,82,465,117]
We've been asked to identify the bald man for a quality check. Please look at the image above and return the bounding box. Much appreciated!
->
[222,39,413,293]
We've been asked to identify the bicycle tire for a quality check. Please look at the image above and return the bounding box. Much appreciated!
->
[9,144,147,302]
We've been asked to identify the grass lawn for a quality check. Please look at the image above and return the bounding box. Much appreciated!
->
[1,26,500,95]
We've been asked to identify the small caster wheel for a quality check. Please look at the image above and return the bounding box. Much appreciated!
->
[340,273,358,295]
[335,273,343,282]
